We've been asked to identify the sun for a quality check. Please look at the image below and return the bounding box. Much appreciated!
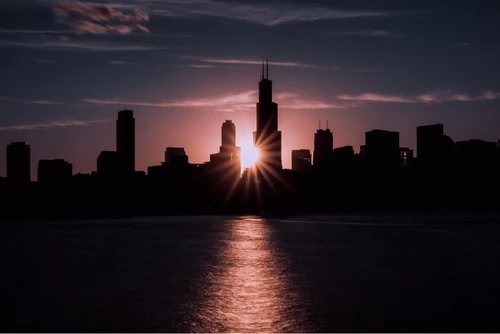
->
[240,139,260,169]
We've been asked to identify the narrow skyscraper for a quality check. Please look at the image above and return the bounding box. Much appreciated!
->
[116,109,135,174]
[254,59,282,170]
[6,142,30,183]
[313,127,333,170]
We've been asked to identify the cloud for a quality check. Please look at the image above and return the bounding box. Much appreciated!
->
[181,56,327,69]
[52,1,150,35]
[0,39,173,51]
[143,0,412,26]
[338,91,500,104]
[83,91,352,111]
[83,91,258,112]
[108,59,143,66]
[0,119,112,131]
[0,96,68,105]
[0,28,74,34]
[338,93,415,103]
[334,30,403,37]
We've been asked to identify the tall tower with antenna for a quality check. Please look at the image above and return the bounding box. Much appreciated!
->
[254,58,282,171]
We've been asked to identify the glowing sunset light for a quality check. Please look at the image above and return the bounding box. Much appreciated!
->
[240,139,260,169]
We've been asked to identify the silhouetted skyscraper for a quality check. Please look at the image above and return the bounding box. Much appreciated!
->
[417,123,443,164]
[97,151,118,176]
[365,129,400,170]
[221,120,236,153]
[313,127,333,169]
[165,147,188,167]
[212,120,241,174]
[292,149,312,173]
[116,109,135,174]
[38,159,72,184]
[254,60,282,171]
[6,142,30,183]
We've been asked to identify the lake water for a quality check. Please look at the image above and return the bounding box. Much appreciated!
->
[1,215,500,332]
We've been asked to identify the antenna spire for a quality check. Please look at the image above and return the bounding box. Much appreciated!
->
[261,57,264,80]
[266,58,269,79]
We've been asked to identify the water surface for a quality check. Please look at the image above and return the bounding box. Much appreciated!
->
[1,215,500,332]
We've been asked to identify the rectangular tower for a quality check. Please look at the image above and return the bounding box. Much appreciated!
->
[116,109,135,174]
[254,60,282,171]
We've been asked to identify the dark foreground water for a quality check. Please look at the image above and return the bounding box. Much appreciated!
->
[1,215,500,332]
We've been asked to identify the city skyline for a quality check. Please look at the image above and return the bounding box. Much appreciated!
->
[1,0,500,177]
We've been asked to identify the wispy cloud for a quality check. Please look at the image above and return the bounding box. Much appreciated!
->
[108,59,143,66]
[52,1,150,34]
[0,28,74,34]
[334,30,403,38]
[181,56,327,69]
[338,90,500,104]
[83,91,257,112]
[0,119,112,131]
[0,96,68,105]
[0,39,174,51]
[141,0,413,26]
[339,67,408,73]
[83,90,352,112]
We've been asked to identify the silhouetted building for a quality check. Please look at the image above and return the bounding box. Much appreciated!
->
[254,60,282,171]
[332,146,355,170]
[456,139,497,170]
[292,149,311,173]
[400,147,414,167]
[165,147,188,167]
[38,159,72,184]
[97,151,118,176]
[116,109,135,174]
[210,120,241,178]
[359,145,366,160]
[416,123,454,168]
[313,128,333,170]
[6,142,30,183]
[365,130,400,170]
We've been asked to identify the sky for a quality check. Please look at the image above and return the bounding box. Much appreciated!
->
[1,0,500,177]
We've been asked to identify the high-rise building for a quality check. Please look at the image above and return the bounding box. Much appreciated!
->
[291,149,311,173]
[254,60,282,171]
[38,159,72,183]
[6,142,30,183]
[211,120,241,173]
[313,128,333,169]
[365,129,400,170]
[165,147,188,167]
[97,151,118,176]
[116,109,135,174]
[416,123,443,165]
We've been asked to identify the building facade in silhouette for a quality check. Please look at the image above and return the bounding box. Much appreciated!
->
[6,142,30,183]
[254,60,282,171]
[165,147,188,167]
[210,120,241,179]
[365,130,400,170]
[291,149,312,173]
[313,127,333,170]
[456,139,497,171]
[331,146,355,170]
[416,123,456,168]
[116,109,135,174]
[400,147,414,167]
[38,159,72,184]
[97,151,118,176]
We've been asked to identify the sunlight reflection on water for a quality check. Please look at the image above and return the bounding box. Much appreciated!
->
[187,217,306,332]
